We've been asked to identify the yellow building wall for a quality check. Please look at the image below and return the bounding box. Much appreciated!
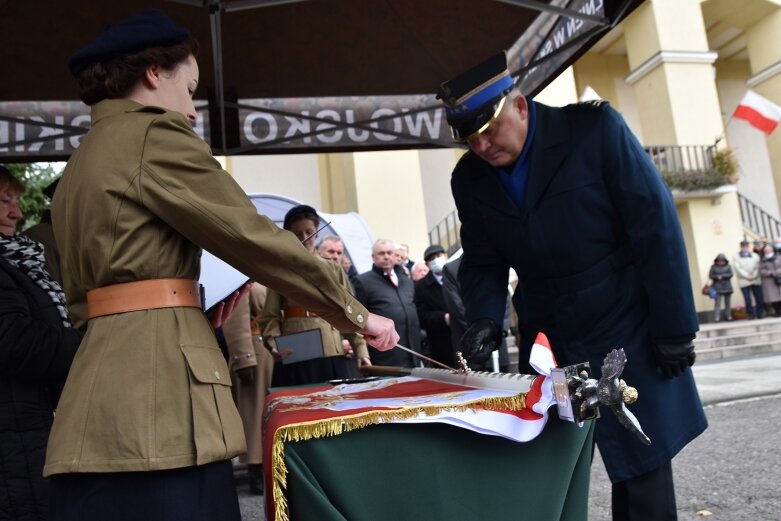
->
[352,150,430,263]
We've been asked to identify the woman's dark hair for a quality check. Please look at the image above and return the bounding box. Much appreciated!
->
[283,205,320,231]
[76,37,199,106]
[0,165,25,195]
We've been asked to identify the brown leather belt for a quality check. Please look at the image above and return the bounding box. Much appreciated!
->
[283,306,317,318]
[87,278,202,319]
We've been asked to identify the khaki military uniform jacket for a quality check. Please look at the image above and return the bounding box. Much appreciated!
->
[45,99,367,476]
[223,283,273,464]
[262,256,369,359]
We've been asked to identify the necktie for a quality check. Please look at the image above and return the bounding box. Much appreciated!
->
[385,271,396,287]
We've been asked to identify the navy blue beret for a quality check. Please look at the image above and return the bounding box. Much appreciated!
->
[437,51,515,141]
[67,9,190,77]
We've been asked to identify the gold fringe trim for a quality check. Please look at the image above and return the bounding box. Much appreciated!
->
[270,392,527,521]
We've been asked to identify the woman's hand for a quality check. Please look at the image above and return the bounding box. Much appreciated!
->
[209,283,252,330]
[358,313,399,351]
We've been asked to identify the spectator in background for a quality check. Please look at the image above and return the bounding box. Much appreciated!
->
[0,166,82,521]
[411,261,430,281]
[772,237,781,253]
[222,283,273,496]
[21,178,62,283]
[396,243,414,271]
[759,243,781,316]
[262,206,371,385]
[354,239,421,366]
[733,240,764,320]
[317,234,371,369]
[414,244,454,367]
[753,239,766,256]
[709,253,734,322]
[393,243,411,278]
[442,254,511,372]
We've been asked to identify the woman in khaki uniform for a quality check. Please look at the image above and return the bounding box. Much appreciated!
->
[46,10,397,521]
[263,205,371,386]
[223,283,273,496]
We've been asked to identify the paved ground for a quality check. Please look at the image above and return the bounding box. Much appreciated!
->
[238,352,781,520]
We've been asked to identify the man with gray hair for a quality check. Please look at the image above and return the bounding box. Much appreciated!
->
[439,51,706,521]
[353,239,420,366]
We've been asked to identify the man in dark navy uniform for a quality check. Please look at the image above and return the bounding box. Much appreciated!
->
[439,52,707,521]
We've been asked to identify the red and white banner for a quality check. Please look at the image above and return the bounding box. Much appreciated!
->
[733,90,781,135]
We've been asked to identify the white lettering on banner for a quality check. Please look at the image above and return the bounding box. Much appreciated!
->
[15,122,24,152]
[314,110,343,144]
[27,116,64,152]
[244,112,278,144]
[531,0,604,65]
[284,111,312,144]
[345,110,370,142]
[69,115,90,149]
[402,108,442,139]
[370,108,401,142]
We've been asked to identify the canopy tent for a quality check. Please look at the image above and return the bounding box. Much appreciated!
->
[198,193,374,309]
[0,0,644,161]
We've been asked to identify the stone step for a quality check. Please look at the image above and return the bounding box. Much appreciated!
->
[696,316,781,338]
[694,329,781,349]
[695,340,781,361]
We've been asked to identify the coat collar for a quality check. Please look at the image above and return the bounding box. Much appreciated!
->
[459,101,570,220]
[91,99,162,125]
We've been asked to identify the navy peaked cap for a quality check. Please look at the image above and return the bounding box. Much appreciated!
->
[437,51,514,141]
[67,9,190,76]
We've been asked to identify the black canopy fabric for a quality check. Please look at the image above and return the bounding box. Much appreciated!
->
[0,0,643,161]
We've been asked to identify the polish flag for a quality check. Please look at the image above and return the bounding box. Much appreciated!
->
[733,90,781,135]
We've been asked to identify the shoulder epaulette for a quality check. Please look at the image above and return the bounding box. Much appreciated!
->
[564,100,611,111]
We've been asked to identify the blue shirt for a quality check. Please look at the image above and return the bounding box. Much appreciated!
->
[494,100,537,209]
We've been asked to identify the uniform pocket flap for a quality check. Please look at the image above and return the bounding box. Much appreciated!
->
[181,344,232,386]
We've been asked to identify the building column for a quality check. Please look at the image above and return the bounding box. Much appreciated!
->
[622,0,724,145]
[622,0,740,317]
[744,7,781,218]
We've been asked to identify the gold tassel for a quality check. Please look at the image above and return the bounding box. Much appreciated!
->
[269,392,527,521]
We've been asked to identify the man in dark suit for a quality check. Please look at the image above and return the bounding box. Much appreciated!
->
[354,239,420,366]
[438,52,707,521]
[413,244,453,367]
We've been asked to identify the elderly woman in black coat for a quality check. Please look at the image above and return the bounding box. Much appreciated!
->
[0,166,82,521]
[709,253,734,322]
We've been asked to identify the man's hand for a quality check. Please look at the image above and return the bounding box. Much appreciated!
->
[357,356,372,368]
[235,366,256,386]
[458,318,502,365]
[359,313,400,351]
[341,339,355,358]
[652,341,696,378]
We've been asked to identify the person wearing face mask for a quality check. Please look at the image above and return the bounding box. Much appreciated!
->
[759,243,781,316]
[413,244,456,367]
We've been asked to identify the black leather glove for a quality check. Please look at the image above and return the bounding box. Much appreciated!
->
[458,318,503,366]
[652,341,696,378]
[235,366,256,386]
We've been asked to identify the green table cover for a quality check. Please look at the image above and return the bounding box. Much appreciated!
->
[282,418,595,521]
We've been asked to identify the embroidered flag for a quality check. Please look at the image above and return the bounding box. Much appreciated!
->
[733,90,781,135]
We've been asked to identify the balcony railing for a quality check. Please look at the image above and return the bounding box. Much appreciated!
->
[428,210,461,254]
[644,144,716,175]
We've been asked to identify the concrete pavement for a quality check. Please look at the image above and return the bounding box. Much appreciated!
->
[692,351,781,405]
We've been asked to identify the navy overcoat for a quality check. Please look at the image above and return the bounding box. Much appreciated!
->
[451,100,708,483]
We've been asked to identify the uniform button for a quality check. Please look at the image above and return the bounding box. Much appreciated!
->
[356,314,364,323]
[346,305,353,314]
[214,370,221,380]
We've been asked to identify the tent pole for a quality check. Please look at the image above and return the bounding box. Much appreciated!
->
[209,1,228,154]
